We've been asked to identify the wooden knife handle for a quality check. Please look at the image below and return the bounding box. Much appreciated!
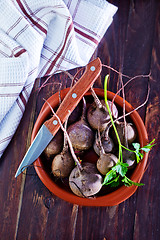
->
[44,58,102,135]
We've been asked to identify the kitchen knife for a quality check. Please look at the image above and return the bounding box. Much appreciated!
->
[15,58,102,177]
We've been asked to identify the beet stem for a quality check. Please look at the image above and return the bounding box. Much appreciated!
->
[97,128,105,155]
[62,116,69,152]
[90,86,103,109]
[81,97,87,121]
[104,75,123,162]
[119,73,128,148]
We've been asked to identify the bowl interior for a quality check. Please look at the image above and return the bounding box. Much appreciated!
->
[32,88,149,206]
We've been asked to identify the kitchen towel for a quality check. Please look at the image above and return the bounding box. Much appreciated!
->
[0,0,117,158]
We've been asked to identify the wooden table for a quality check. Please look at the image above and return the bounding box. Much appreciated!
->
[1,1,160,239]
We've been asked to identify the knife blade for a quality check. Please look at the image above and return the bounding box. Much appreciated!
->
[15,58,102,177]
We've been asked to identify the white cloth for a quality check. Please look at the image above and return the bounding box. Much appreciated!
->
[0,0,117,158]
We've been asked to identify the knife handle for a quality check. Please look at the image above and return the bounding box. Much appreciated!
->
[44,58,102,136]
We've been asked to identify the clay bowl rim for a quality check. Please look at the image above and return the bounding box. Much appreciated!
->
[32,88,149,206]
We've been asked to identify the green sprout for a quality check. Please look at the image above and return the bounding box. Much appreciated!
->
[103,75,155,187]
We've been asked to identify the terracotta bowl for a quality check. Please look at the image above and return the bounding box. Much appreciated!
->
[31,88,149,206]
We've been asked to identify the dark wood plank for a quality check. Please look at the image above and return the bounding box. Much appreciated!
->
[0,1,160,240]
[132,2,160,239]
[0,81,39,240]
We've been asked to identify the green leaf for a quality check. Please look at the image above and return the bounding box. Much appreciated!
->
[145,139,156,146]
[133,139,156,164]
[132,142,140,151]
[109,176,120,187]
[138,152,143,160]
[133,139,156,155]
[135,152,144,163]
[141,148,151,153]
[103,174,120,187]
[139,152,144,159]
[121,176,132,186]
[141,147,151,152]
[112,162,128,177]
[141,142,156,152]
[135,154,140,163]
[103,170,117,185]
[122,176,144,187]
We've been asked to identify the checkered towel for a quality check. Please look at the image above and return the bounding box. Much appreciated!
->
[0,0,117,158]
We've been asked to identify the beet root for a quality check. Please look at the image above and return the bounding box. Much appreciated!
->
[67,120,94,152]
[43,130,63,160]
[68,104,82,124]
[69,162,103,197]
[52,150,75,178]
[111,122,137,145]
[93,133,114,156]
[97,153,118,175]
[87,99,118,132]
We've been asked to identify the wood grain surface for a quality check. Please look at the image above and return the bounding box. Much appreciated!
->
[0,1,160,240]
